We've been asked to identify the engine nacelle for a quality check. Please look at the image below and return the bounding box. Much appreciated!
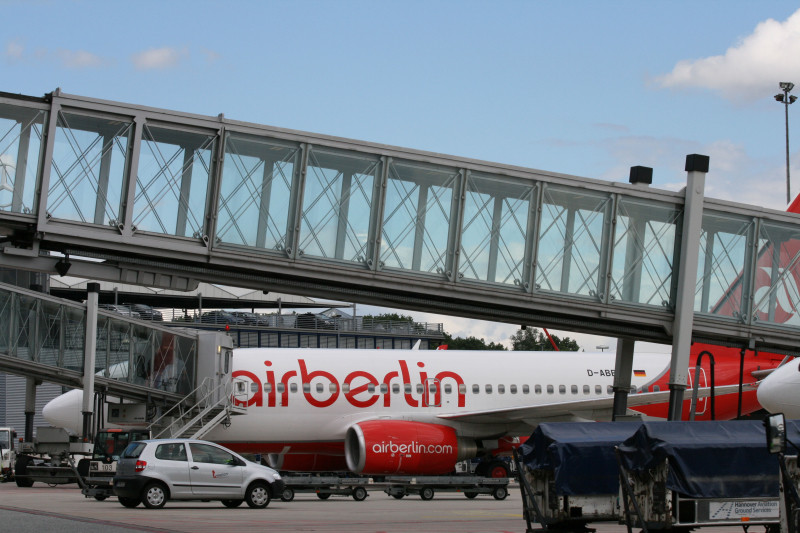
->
[345,420,476,475]
[267,453,349,472]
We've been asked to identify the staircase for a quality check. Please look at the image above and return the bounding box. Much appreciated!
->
[149,377,248,440]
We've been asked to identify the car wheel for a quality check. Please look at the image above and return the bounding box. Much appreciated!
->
[142,482,168,509]
[118,497,140,508]
[492,486,508,500]
[221,499,244,508]
[420,487,435,501]
[352,487,368,501]
[245,482,271,509]
[280,488,295,502]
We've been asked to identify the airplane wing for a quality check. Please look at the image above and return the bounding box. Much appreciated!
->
[437,383,756,425]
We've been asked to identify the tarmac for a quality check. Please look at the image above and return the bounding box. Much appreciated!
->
[0,481,770,533]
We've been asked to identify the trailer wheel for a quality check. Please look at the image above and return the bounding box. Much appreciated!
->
[420,487,435,501]
[487,461,509,478]
[391,493,404,499]
[221,499,243,508]
[352,487,368,501]
[118,497,140,508]
[280,487,295,502]
[94,494,108,501]
[316,492,331,500]
[492,486,508,500]
[464,492,478,499]
[14,456,33,487]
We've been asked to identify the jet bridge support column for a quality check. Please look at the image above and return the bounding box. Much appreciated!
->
[82,282,100,440]
[612,338,635,420]
[667,155,708,421]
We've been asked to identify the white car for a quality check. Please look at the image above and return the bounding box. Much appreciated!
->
[113,438,283,509]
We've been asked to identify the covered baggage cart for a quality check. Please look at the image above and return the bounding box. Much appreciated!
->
[616,420,780,531]
[515,421,642,531]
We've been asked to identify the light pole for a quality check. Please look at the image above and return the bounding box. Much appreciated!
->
[775,82,797,204]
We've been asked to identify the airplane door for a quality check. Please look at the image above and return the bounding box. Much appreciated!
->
[422,379,441,407]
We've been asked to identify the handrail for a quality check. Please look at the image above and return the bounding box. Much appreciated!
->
[147,376,215,431]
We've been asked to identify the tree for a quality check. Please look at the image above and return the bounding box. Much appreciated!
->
[432,332,507,351]
[362,312,415,322]
[510,328,579,351]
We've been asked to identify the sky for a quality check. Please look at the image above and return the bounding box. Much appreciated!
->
[4,0,800,351]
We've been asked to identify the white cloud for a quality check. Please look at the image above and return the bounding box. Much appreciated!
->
[655,9,800,101]
[56,49,105,69]
[5,40,24,60]
[132,47,187,70]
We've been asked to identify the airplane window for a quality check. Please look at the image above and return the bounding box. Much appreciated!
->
[263,383,272,393]
[445,384,452,394]
[498,385,505,394]
[405,384,412,394]
[485,384,493,394]
[583,385,590,394]
[416,384,423,394]
[329,383,338,393]
[290,383,298,393]
[392,383,400,394]
[595,385,602,394]
[653,385,660,392]
[303,383,311,393]
[510,385,517,394]
[277,383,285,393]
[429,384,437,393]
[558,385,566,394]
[316,383,324,393]
[368,384,376,393]
[472,384,480,394]
[380,383,388,393]
[570,385,578,394]
[343,383,350,393]
[534,385,541,394]
[523,385,530,394]
[458,384,466,394]
[250,383,258,393]
[546,385,554,394]
[607,385,613,394]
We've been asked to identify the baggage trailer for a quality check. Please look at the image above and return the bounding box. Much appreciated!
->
[515,422,643,532]
[383,476,509,500]
[616,420,781,532]
[280,474,510,502]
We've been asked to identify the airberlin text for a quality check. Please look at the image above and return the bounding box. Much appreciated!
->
[233,359,466,409]
[373,441,454,455]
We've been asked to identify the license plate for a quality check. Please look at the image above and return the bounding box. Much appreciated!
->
[91,461,116,473]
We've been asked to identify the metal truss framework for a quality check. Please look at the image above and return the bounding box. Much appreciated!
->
[0,281,196,404]
[1,90,800,354]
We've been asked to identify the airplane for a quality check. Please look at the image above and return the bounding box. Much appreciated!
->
[43,344,784,477]
[756,357,800,417]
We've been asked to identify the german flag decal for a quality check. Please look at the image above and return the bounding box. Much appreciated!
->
[633,370,646,377]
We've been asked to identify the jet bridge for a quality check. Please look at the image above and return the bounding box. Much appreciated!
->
[0,280,235,440]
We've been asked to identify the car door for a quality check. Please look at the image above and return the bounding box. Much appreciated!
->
[187,442,244,498]
[152,443,192,497]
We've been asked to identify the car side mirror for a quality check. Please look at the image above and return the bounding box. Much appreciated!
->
[765,413,787,454]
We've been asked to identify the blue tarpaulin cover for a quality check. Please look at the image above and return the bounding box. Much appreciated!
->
[616,420,779,499]
[519,422,643,495]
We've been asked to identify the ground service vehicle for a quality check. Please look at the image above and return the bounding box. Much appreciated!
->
[0,427,16,482]
[113,438,284,509]
[13,426,149,498]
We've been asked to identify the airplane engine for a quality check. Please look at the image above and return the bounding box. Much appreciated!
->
[345,420,477,475]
